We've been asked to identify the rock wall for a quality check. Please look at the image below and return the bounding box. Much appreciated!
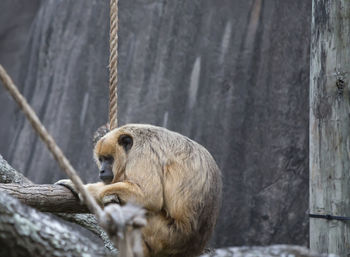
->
[0,0,311,247]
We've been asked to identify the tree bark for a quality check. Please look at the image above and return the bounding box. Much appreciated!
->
[56,213,117,253]
[0,191,109,257]
[0,155,88,213]
[310,1,350,256]
[0,154,31,185]
[0,154,117,252]
[0,183,88,213]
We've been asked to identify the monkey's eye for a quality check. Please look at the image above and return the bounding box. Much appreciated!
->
[104,156,114,162]
[98,156,114,163]
[118,134,133,152]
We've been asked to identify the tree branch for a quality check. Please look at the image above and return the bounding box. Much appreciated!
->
[0,154,117,252]
[0,183,88,213]
[0,154,31,184]
[56,213,117,253]
[0,191,110,257]
[0,155,87,213]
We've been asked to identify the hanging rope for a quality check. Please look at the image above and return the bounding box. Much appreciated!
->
[109,0,119,130]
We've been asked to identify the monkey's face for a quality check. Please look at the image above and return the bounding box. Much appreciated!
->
[94,129,133,184]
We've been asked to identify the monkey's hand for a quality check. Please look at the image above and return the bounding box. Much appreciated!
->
[56,180,120,206]
[55,179,80,200]
[85,183,120,206]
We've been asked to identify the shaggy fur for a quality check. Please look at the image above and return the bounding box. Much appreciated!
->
[86,124,221,257]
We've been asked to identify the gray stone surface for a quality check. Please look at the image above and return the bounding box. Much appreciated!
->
[0,0,311,248]
[0,0,40,159]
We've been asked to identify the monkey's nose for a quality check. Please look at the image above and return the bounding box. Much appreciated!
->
[99,169,113,184]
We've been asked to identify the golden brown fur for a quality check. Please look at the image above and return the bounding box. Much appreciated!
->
[85,124,221,257]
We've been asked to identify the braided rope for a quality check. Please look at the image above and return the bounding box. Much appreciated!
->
[0,64,146,253]
[0,64,103,219]
[109,0,119,130]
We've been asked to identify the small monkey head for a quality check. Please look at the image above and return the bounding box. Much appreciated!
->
[94,128,133,184]
[93,124,171,184]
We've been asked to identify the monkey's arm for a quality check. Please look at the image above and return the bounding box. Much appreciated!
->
[86,181,161,211]
[57,180,162,211]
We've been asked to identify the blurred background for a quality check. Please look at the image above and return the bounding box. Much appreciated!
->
[0,0,310,248]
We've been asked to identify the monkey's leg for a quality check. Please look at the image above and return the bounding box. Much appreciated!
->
[92,182,144,206]
[142,214,195,257]
[87,183,192,256]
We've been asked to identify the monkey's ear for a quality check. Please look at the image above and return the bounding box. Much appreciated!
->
[118,134,133,152]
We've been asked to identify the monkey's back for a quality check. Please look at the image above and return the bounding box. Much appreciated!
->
[129,125,222,257]
[171,136,222,256]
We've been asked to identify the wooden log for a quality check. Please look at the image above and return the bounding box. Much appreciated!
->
[310,0,350,256]
[0,183,89,213]
[0,191,107,257]
[0,155,117,251]
[0,155,32,185]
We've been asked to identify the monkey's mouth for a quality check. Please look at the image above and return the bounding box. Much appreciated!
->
[99,170,114,184]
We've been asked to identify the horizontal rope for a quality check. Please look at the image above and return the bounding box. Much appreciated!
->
[309,213,350,221]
